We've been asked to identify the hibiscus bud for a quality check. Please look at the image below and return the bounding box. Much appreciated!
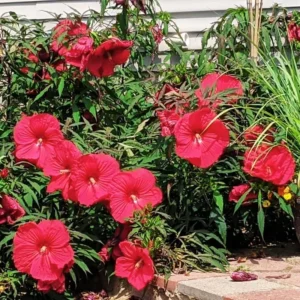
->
[148,240,154,250]
[230,271,258,281]
[115,0,127,5]
[0,168,9,179]
[151,24,163,44]
[288,21,300,42]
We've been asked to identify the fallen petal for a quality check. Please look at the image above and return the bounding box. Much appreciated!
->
[230,271,258,281]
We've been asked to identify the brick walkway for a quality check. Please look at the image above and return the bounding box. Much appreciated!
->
[153,243,300,300]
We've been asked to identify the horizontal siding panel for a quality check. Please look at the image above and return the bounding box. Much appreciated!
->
[0,0,299,50]
[0,0,298,12]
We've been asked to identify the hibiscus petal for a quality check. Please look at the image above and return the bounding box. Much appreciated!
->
[47,175,70,194]
[30,254,60,281]
[39,220,70,247]
[115,257,136,278]
[13,116,36,145]
[49,245,74,270]
[13,244,39,274]
[15,143,40,162]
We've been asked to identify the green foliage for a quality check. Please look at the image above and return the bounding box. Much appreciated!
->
[0,2,232,299]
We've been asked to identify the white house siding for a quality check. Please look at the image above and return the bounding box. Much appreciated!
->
[0,0,299,50]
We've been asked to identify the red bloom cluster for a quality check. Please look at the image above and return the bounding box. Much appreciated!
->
[13,113,163,220]
[154,84,189,137]
[50,19,133,78]
[115,241,154,290]
[154,80,231,168]
[195,72,243,109]
[229,124,295,204]
[0,194,25,225]
[13,112,162,291]
[13,220,74,293]
[20,44,66,82]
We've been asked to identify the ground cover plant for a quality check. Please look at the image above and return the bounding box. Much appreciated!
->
[0,1,300,299]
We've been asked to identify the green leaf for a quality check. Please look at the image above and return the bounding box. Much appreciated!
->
[257,190,265,240]
[234,188,253,214]
[72,104,80,123]
[213,191,224,213]
[0,232,15,248]
[58,77,65,97]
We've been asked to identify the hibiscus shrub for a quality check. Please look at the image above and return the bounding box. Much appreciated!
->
[1,1,299,299]
[0,2,230,299]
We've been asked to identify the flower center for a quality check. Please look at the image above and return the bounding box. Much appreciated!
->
[194,133,202,144]
[130,195,138,204]
[40,246,47,253]
[106,51,113,61]
[135,259,143,269]
[60,169,70,174]
[37,138,43,146]
[90,177,96,185]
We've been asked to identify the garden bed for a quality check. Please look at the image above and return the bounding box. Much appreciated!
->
[0,1,300,299]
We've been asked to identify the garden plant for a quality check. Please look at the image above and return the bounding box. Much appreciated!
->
[0,0,300,299]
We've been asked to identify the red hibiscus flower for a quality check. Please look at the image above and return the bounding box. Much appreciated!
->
[0,168,9,178]
[65,37,93,71]
[174,108,230,168]
[243,144,295,185]
[99,243,111,262]
[43,140,81,201]
[51,19,89,56]
[13,220,74,282]
[288,21,300,42]
[244,125,275,146]
[115,241,154,291]
[71,154,120,206]
[109,168,163,224]
[1,194,25,224]
[229,184,257,205]
[37,274,65,294]
[85,38,133,77]
[13,114,64,169]
[157,109,181,137]
[195,73,243,109]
